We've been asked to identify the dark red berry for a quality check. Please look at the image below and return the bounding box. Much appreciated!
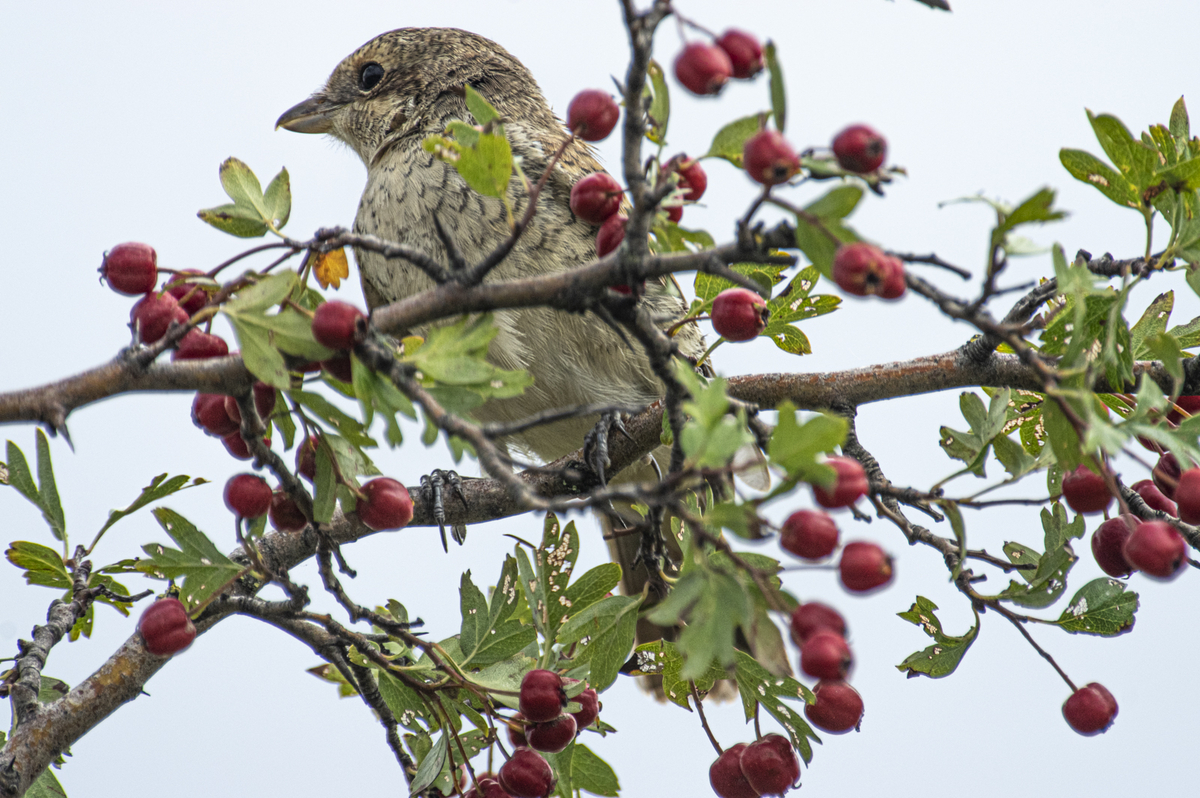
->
[464,776,509,798]
[739,734,799,797]
[711,288,769,342]
[779,509,839,560]
[268,489,308,531]
[137,597,196,656]
[498,748,556,798]
[570,173,624,225]
[743,130,800,186]
[1091,516,1136,578]
[1062,682,1118,736]
[253,382,277,420]
[800,630,852,681]
[163,269,210,315]
[297,435,319,481]
[100,242,158,296]
[1166,395,1200,425]
[567,89,620,142]
[129,291,189,344]
[519,669,566,723]
[1132,479,1178,516]
[789,602,847,646]
[812,456,868,509]
[832,124,887,173]
[526,714,576,753]
[674,42,733,96]
[571,687,600,730]
[715,30,764,79]
[1152,451,1181,499]
[312,300,366,351]
[1174,467,1200,524]
[222,431,253,460]
[508,714,529,749]
[665,204,684,224]
[172,329,228,361]
[224,473,273,518]
[671,155,708,202]
[595,213,627,257]
[709,744,759,798]
[356,477,413,531]
[1123,520,1187,580]
[805,680,864,734]
[1061,464,1113,515]
[192,393,239,437]
[322,352,354,383]
[832,243,906,299]
[839,542,894,593]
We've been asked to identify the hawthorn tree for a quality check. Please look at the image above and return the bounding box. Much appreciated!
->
[3,2,1200,797]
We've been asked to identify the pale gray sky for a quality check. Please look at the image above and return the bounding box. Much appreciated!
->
[3,2,1199,796]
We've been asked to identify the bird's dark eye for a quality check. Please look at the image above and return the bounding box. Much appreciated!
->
[358,62,385,92]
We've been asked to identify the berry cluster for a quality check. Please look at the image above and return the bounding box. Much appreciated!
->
[708,734,800,798]
[673,29,765,97]
[99,242,206,346]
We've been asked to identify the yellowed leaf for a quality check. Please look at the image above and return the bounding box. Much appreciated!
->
[312,247,349,289]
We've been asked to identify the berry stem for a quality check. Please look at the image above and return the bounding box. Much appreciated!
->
[690,681,723,755]
[991,601,1077,692]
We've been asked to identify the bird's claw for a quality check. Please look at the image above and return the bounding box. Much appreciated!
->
[582,411,632,486]
[420,469,469,552]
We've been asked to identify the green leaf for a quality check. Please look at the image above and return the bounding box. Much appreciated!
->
[377,670,430,731]
[805,185,863,219]
[219,156,268,216]
[558,595,641,691]
[312,443,336,524]
[25,767,67,798]
[644,60,669,145]
[570,744,621,797]
[1170,96,1190,141]
[1053,577,1138,636]
[694,261,787,303]
[733,650,817,763]
[464,84,500,126]
[647,569,747,680]
[454,132,512,199]
[93,473,209,545]
[197,202,269,238]
[1059,148,1140,208]
[458,562,536,668]
[1130,292,1174,360]
[138,508,244,609]
[1155,156,1200,191]
[34,430,65,542]
[225,272,297,313]
[896,597,979,678]
[288,390,377,449]
[6,541,70,589]
[767,402,847,481]
[262,167,291,229]
[561,562,622,618]
[3,439,40,508]
[764,41,785,134]
[226,315,290,388]
[409,732,448,796]
[259,309,336,362]
[704,113,769,168]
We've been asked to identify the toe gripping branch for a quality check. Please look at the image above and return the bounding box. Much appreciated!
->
[420,469,469,552]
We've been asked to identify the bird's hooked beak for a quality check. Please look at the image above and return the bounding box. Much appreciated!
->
[276,93,341,134]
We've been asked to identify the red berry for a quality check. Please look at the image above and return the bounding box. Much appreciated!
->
[832,243,906,299]
[1166,394,1200,425]
[805,680,864,734]
[1152,451,1181,499]
[1132,479,1178,516]
[671,155,708,202]
[1123,520,1187,580]
[297,435,319,481]
[129,291,189,344]
[711,288,769,342]
[595,213,627,257]
[800,630,853,681]
[1061,464,1113,515]
[1174,467,1200,523]
[1090,516,1136,578]
[100,242,158,296]
[709,744,759,798]
[519,669,566,723]
[137,597,196,656]
[356,477,414,531]
[674,42,733,96]
[715,30,764,79]
[312,300,366,351]
[224,473,273,518]
[223,382,277,424]
[222,431,253,460]
[665,204,684,224]
[508,714,529,749]
[464,777,509,798]
[192,393,239,437]
[739,734,800,797]
[779,509,839,560]
[567,89,620,142]
[1062,682,1118,736]
[163,269,210,315]
[839,541,894,593]
[743,130,800,186]
[832,124,887,173]
[571,687,600,729]
[789,602,847,646]
[498,748,556,798]
[322,352,354,383]
[570,173,624,225]
[812,456,868,509]
[526,714,576,753]
[172,329,229,361]
[268,489,308,532]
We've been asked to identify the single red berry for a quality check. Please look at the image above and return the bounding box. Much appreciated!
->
[1166,395,1200,425]
[322,352,354,383]
[268,489,308,532]
[570,173,624,225]
[1062,682,1118,736]
[832,124,887,173]
[312,300,366,351]
[1090,516,1136,578]
[715,30,765,79]
[526,714,576,753]
[296,435,319,481]
[163,269,210,315]
[595,213,627,257]
[839,541,894,593]
[356,477,414,531]
[1174,467,1200,524]
[498,748,556,798]
[779,509,839,560]
[670,155,708,202]
[800,630,853,681]
[137,597,196,656]
[739,734,800,797]
[709,744,759,798]
[464,777,509,798]
[519,669,566,723]
[571,687,600,730]
[172,329,229,361]
[789,602,847,646]
[100,242,158,296]
[831,243,906,299]
[1061,464,1113,515]
[674,42,733,96]
[711,288,769,342]
[743,130,800,186]
[224,473,273,518]
[192,393,239,437]
[1152,451,1182,499]
[1123,520,1187,580]
[253,382,277,420]
[508,714,529,749]
[805,680,864,734]
[1131,479,1178,516]
[665,204,684,224]
[812,456,868,509]
[567,89,620,142]
[129,291,189,344]
[221,431,268,461]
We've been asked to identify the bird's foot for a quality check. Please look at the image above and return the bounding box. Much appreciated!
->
[582,411,632,486]
[420,469,469,552]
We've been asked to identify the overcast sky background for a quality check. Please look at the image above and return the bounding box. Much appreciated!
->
[3,1,1200,796]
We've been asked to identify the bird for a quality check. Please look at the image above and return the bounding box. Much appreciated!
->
[276,28,707,629]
